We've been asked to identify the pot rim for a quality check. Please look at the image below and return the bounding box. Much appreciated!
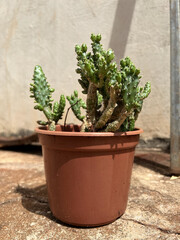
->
[35,125,143,137]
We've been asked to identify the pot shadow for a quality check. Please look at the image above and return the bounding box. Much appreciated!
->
[15,185,109,229]
[15,185,55,219]
[15,184,74,228]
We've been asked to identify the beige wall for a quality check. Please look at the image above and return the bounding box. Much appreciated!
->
[0,0,170,139]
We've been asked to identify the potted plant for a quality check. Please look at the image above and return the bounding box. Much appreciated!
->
[30,34,151,227]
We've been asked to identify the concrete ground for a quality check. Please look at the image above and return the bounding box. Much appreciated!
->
[0,145,180,240]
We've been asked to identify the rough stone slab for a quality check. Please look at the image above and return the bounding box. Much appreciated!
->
[0,148,180,240]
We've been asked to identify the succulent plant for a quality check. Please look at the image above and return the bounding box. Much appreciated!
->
[30,34,151,132]
[74,33,151,132]
[66,90,86,122]
[30,65,66,131]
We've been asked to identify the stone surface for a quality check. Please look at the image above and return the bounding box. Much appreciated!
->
[0,146,180,240]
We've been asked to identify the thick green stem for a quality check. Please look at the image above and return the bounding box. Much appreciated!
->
[30,66,66,131]
[95,87,116,130]
[48,121,56,131]
[105,108,129,132]
[43,106,53,121]
[109,103,124,122]
[86,82,97,127]
[80,118,92,132]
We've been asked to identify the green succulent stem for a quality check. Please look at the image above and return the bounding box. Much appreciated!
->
[86,83,97,127]
[81,118,92,132]
[64,99,81,127]
[74,34,151,132]
[105,108,129,132]
[43,106,53,121]
[31,34,151,133]
[30,65,66,131]
[49,121,56,131]
[66,90,86,123]
[95,87,116,130]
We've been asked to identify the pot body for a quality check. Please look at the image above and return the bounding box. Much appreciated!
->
[36,125,143,227]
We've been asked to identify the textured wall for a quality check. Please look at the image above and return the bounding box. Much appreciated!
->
[0,0,170,139]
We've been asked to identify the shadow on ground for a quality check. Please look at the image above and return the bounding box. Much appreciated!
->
[15,185,61,223]
[15,185,103,229]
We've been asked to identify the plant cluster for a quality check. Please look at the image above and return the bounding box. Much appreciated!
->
[30,34,151,132]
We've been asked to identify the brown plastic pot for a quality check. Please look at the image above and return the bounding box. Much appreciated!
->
[36,125,143,227]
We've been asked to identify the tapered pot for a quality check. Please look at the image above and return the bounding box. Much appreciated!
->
[36,125,143,227]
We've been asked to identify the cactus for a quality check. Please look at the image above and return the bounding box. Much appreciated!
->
[31,34,151,133]
[73,33,151,132]
[30,65,66,131]
[66,90,86,122]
